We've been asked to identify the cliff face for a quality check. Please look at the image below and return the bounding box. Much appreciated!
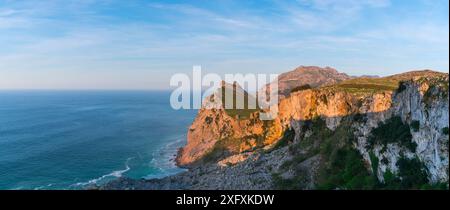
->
[355,75,449,183]
[177,66,353,167]
[176,68,449,189]
[176,108,265,166]
[176,82,266,166]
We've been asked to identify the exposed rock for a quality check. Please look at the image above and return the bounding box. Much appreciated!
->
[102,68,449,190]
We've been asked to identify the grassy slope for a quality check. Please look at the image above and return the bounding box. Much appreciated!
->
[317,70,448,96]
[221,83,260,119]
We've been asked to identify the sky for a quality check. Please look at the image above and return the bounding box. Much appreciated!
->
[0,0,448,90]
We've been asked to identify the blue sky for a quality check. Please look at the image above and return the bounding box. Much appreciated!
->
[0,0,448,89]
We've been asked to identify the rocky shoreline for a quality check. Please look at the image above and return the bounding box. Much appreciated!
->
[98,147,290,190]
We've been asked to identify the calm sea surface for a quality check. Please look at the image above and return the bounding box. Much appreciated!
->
[0,90,196,189]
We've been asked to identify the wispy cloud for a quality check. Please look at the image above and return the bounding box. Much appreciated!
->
[0,0,448,89]
[276,0,391,32]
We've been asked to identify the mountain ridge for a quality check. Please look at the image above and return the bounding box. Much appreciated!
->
[261,65,353,99]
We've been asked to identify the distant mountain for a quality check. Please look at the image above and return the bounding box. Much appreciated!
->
[261,66,352,99]
[359,75,380,78]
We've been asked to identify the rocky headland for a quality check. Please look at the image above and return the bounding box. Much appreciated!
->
[101,66,449,190]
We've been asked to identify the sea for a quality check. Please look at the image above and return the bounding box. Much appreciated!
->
[0,90,197,189]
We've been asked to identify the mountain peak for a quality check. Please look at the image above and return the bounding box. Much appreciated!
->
[262,65,352,98]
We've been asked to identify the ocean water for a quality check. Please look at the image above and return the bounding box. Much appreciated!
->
[0,90,197,189]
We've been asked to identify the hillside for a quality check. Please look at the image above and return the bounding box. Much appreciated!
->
[260,66,352,99]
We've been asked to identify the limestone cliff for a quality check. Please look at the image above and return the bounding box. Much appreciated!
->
[176,82,266,166]
[176,68,449,189]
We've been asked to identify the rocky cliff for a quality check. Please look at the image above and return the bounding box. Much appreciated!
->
[102,67,449,190]
[174,68,448,189]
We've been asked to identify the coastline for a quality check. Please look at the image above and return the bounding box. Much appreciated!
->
[83,135,190,190]
[98,146,290,190]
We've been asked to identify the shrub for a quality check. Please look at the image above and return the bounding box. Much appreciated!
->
[205,116,213,124]
[377,157,433,189]
[270,128,295,151]
[369,151,379,176]
[396,156,429,189]
[410,120,420,132]
[381,157,389,165]
[382,170,402,190]
[442,127,449,135]
[317,147,377,190]
[397,81,407,93]
[367,116,416,152]
[353,113,367,122]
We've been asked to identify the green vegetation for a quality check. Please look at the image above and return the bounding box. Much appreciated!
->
[317,147,378,190]
[379,156,430,189]
[324,71,448,98]
[381,157,389,165]
[271,115,447,190]
[420,182,449,190]
[275,117,377,190]
[353,113,367,123]
[381,170,401,189]
[221,84,259,119]
[396,156,429,189]
[290,84,311,94]
[330,77,400,95]
[410,120,420,132]
[201,142,230,163]
[367,116,416,152]
[442,127,449,135]
[270,128,295,152]
[396,81,407,93]
[369,151,379,176]
[421,75,449,108]
[317,152,442,190]
[202,134,264,163]
[204,116,213,124]
[373,156,450,190]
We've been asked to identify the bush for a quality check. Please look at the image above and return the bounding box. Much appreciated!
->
[410,120,420,132]
[374,157,435,190]
[353,113,367,122]
[382,170,402,189]
[270,128,295,151]
[367,116,416,152]
[317,147,377,190]
[369,151,379,176]
[397,81,407,93]
[205,116,213,124]
[442,127,449,135]
[396,156,429,189]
